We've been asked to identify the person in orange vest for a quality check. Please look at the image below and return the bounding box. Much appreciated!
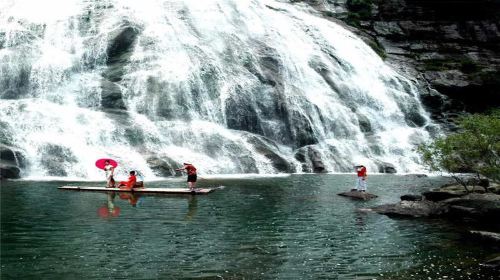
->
[355,165,367,192]
[117,170,137,190]
[176,163,197,191]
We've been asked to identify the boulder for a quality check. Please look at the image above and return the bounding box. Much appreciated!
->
[371,200,442,218]
[422,190,465,201]
[338,190,378,201]
[294,145,328,173]
[468,231,500,244]
[376,161,397,174]
[400,194,422,201]
[0,163,20,179]
[0,145,26,179]
[442,193,500,223]
[146,155,180,177]
[480,256,500,269]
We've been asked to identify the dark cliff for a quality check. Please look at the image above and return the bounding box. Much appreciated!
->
[295,0,500,124]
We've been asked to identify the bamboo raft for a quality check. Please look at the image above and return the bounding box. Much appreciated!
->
[58,186,215,195]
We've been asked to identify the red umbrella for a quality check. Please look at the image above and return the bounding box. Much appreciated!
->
[95,158,118,170]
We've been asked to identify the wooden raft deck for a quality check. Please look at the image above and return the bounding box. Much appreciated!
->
[58,186,215,195]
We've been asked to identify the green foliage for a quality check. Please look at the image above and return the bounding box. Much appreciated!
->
[419,110,500,189]
[368,40,387,60]
[422,58,481,73]
[345,0,373,28]
[346,0,373,15]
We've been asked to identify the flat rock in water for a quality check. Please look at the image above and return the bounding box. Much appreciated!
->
[337,190,378,200]
[469,231,500,244]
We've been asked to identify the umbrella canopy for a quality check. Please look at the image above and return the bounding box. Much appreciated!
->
[95,158,118,170]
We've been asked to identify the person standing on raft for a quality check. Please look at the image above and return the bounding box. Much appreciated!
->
[355,165,367,192]
[176,163,197,191]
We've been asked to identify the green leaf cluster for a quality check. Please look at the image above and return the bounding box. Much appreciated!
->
[419,110,500,185]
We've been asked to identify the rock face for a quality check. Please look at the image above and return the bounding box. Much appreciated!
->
[350,0,500,115]
[338,190,378,200]
[100,24,141,110]
[293,0,500,125]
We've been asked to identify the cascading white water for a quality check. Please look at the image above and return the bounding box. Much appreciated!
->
[0,0,437,180]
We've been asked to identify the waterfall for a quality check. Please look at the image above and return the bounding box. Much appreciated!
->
[0,0,437,180]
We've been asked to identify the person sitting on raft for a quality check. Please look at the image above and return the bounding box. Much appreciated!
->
[117,170,139,190]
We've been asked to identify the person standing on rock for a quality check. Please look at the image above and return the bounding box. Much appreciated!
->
[176,163,197,191]
[355,165,367,192]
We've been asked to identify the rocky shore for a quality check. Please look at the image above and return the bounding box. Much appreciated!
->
[364,180,500,268]
[369,182,500,228]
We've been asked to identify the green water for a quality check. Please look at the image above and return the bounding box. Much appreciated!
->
[1,174,498,279]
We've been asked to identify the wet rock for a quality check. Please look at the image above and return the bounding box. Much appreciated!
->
[0,164,20,179]
[289,109,318,148]
[400,194,422,201]
[443,193,500,222]
[100,80,126,109]
[38,144,77,176]
[422,190,465,202]
[338,190,378,201]
[376,161,397,173]
[294,145,327,173]
[469,231,500,244]
[357,114,372,134]
[247,135,295,173]
[372,191,500,228]
[0,145,26,179]
[371,200,442,218]
[237,155,259,173]
[225,88,264,135]
[481,256,500,269]
[106,25,140,65]
[146,155,180,177]
[308,147,326,173]
[100,24,140,110]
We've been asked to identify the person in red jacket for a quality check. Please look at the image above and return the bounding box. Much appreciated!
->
[117,170,137,190]
[355,165,367,192]
[176,163,197,191]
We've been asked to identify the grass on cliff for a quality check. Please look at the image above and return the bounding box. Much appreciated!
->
[421,58,480,73]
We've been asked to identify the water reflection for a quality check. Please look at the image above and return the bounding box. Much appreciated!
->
[185,195,197,220]
[98,192,121,218]
[118,192,142,207]
[97,192,199,220]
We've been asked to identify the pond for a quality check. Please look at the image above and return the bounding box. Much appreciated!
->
[1,174,497,279]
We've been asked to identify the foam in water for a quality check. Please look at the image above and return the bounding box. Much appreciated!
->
[0,0,437,179]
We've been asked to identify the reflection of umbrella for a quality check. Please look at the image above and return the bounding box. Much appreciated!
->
[95,158,118,170]
[98,206,121,218]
